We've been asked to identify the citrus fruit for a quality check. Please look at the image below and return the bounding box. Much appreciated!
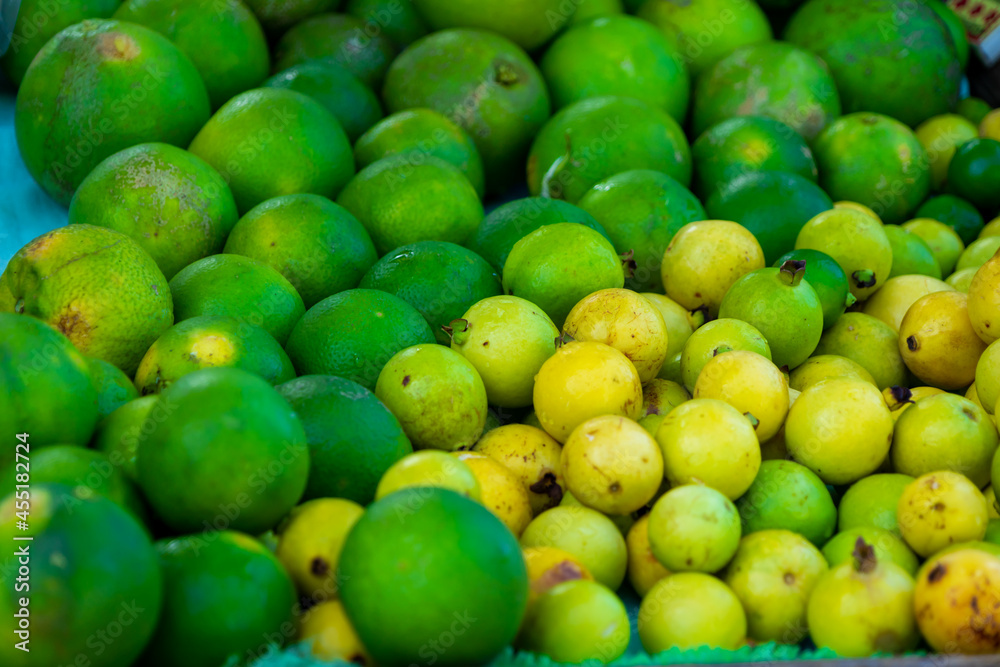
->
[454,452,533,536]
[466,198,607,272]
[503,223,625,328]
[786,377,894,485]
[188,88,354,214]
[382,28,549,193]
[14,19,210,204]
[473,424,565,515]
[87,356,139,420]
[337,154,483,255]
[346,0,429,48]
[915,113,979,191]
[541,15,688,120]
[275,497,365,599]
[353,108,485,197]
[957,236,1000,272]
[518,579,630,663]
[796,207,894,300]
[134,315,294,394]
[1,225,173,376]
[723,529,828,644]
[242,0,339,33]
[520,504,628,589]
[692,41,841,142]
[807,540,919,657]
[897,471,990,557]
[914,548,1000,654]
[948,138,1000,214]
[374,450,481,500]
[704,170,833,265]
[137,367,309,533]
[273,13,395,85]
[578,170,706,292]
[915,194,985,244]
[223,193,377,309]
[839,473,915,536]
[812,113,931,225]
[691,115,819,201]
[527,95,691,204]
[636,0,772,77]
[789,354,876,391]
[901,217,966,275]
[361,241,500,344]
[449,295,559,409]
[563,288,669,383]
[884,225,942,279]
[647,484,740,573]
[861,274,954,333]
[339,488,528,667]
[264,60,383,142]
[113,0,269,109]
[736,459,837,546]
[298,599,372,663]
[655,398,761,500]
[169,254,304,345]
[679,317,772,391]
[957,97,993,125]
[694,350,788,442]
[784,0,961,127]
[639,573,747,651]
[822,527,919,576]
[0,313,99,453]
[626,515,671,597]
[532,341,642,443]
[0,485,161,667]
[275,374,411,503]
[375,344,487,450]
[90,396,161,482]
[68,142,239,280]
[140,532,297,667]
[898,291,986,389]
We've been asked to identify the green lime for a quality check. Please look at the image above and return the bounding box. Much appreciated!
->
[577,169,705,292]
[691,41,842,142]
[502,223,625,328]
[956,97,993,126]
[169,254,305,345]
[141,532,296,667]
[915,194,985,245]
[87,357,139,420]
[0,484,161,667]
[409,0,572,50]
[679,318,772,392]
[528,95,691,203]
[339,488,528,667]
[465,198,608,272]
[68,142,239,280]
[382,29,549,194]
[136,367,309,533]
[133,315,295,394]
[285,288,435,390]
[784,0,960,127]
[264,60,383,142]
[337,154,484,255]
[948,138,1000,214]
[360,241,500,344]
[736,460,837,546]
[14,19,209,204]
[113,0,269,109]
[91,396,161,482]
[540,15,688,120]
[273,14,395,86]
[821,527,919,577]
[813,312,907,390]
[705,170,833,265]
[223,194,377,309]
[837,473,915,537]
[241,0,339,33]
[276,375,412,504]
[901,217,966,275]
[188,88,354,214]
[774,249,852,330]
[354,109,485,198]
[0,313,98,453]
[692,116,819,201]
[813,113,931,225]
[346,0,429,48]
[884,225,942,279]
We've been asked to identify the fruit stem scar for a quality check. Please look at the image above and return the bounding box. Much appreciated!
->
[852,537,878,573]
[852,269,877,289]
[906,336,919,352]
[779,259,807,286]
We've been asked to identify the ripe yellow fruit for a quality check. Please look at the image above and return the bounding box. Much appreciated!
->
[694,350,789,442]
[789,354,877,392]
[374,450,481,501]
[914,548,1000,654]
[968,247,1000,345]
[298,600,371,664]
[276,498,365,599]
[833,200,882,222]
[454,452,533,536]
[473,424,565,516]
[862,274,954,333]
[975,339,1000,415]
[637,378,690,436]
[626,515,671,598]
[641,292,699,362]
[898,291,987,389]
[522,546,593,611]
[897,471,990,558]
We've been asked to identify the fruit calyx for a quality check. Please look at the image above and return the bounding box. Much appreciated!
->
[852,269,877,289]
[620,249,637,278]
[779,260,807,287]
[442,319,470,345]
[852,537,878,574]
[555,331,575,349]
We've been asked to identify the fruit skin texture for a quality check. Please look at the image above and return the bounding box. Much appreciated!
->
[411,0,573,51]
[789,354,876,392]
[914,113,979,191]
[242,0,340,34]
[784,0,961,128]
[694,350,789,442]
[533,342,642,443]
[648,485,741,573]
[1,225,173,377]
[626,515,671,597]
[914,548,1000,654]
[813,312,907,390]
[272,13,395,86]
[785,377,894,485]
[639,572,747,652]
[137,367,310,534]
[898,471,990,558]
[520,505,627,590]
[275,497,364,599]
[884,225,941,279]
[375,450,481,501]
[522,545,593,610]
[902,217,966,276]
[862,274,955,334]
[0,313,99,454]
[382,28,549,194]
[338,488,528,667]
[0,484,162,667]
[375,344,487,451]
[948,138,1000,214]
[723,529,828,644]
[822,527,919,577]
[87,356,139,420]
[679,318,772,392]
[839,473,915,537]
[917,194,985,245]
[968,246,1000,345]
[14,19,210,205]
[796,208,894,301]
[188,88,354,215]
[735,459,837,547]
[898,291,987,389]
[455,452,533,536]
[298,599,371,664]
[473,424,565,516]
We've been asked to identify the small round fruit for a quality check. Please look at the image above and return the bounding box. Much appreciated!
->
[638,378,690,436]
[679,318,772,392]
[641,293,698,362]
[520,505,628,590]
[812,312,908,389]
[276,498,365,599]
[626,515,671,598]
[375,450,481,501]
[638,573,747,652]
[454,452,532,536]
[899,291,987,389]
[822,527,919,577]
[968,243,1000,345]
[694,350,789,442]
[735,459,837,547]
[957,237,1000,272]
[914,548,1000,654]
[915,114,980,191]
[902,217,966,276]
[977,340,1000,415]
[523,546,593,609]
[796,207,893,301]
[298,600,371,664]
[648,485,741,573]
[774,248,854,330]
[862,274,956,333]
[948,138,1000,214]
[884,224,941,279]
[916,194,985,245]
[788,354,876,392]
[898,471,990,558]
[473,425,564,515]
[838,474,915,537]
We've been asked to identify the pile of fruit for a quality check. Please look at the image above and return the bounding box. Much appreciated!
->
[2,0,1000,665]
